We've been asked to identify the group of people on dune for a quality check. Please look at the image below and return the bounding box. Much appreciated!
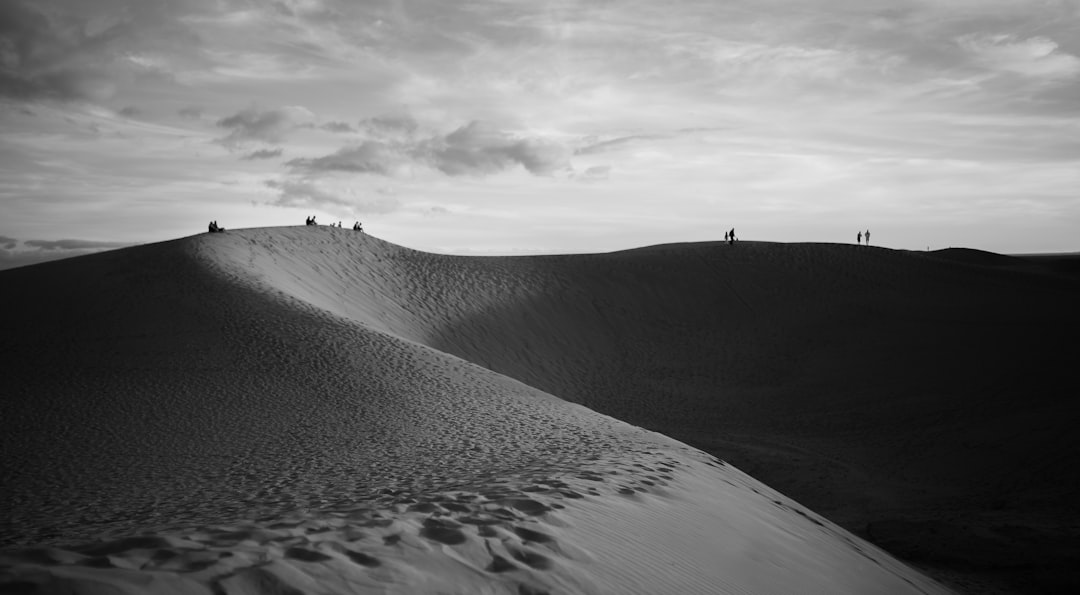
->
[207,217,364,234]
[724,228,737,244]
[305,216,362,232]
[857,230,871,245]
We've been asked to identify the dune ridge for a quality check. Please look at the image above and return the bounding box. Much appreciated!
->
[3,226,1076,593]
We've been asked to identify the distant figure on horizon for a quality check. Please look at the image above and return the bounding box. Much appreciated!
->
[857,231,862,245]
[728,228,736,245]
[865,229,870,245]
[306,216,317,226]
[353,221,363,232]
[724,230,728,242]
[208,221,225,233]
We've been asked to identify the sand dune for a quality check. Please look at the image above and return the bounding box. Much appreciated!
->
[2,227,1076,593]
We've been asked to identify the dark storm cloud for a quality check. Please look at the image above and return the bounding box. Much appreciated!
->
[0,236,17,249]
[242,147,284,160]
[263,179,401,213]
[215,105,313,149]
[289,120,569,177]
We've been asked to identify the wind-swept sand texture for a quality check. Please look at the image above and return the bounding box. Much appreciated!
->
[2,227,1077,594]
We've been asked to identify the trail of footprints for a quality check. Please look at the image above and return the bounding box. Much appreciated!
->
[0,453,701,595]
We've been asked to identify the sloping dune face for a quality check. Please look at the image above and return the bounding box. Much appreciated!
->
[194,230,1080,521]
[0,226,1050,594]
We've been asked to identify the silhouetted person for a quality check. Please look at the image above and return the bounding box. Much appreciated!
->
[209,221,215,233]
[865,229,870,245]
[857,231,862,245]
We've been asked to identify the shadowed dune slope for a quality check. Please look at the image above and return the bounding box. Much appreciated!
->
[2,226,1077,593]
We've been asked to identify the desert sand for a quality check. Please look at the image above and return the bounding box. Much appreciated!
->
[2,227,1077,594]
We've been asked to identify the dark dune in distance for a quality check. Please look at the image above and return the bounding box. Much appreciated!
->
[2,228,1078,594]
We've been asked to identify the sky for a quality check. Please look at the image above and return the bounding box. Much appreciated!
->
[2,0,1079,269]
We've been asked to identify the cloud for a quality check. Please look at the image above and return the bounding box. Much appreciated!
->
[118,105,141,118]
[575,165,611,182]
[178,105,203,119]
[24,239,131,250]
[361,115,419,138]
[958,34,1080,80]
[289,120,570,178]
[0,1,112,101]
[287,141,406,175]
[422,121,570,176]
[263,179,401,213]
[575,135,666,156]
[242,147,284,160]
[0,0,209,103]
[320,121,356,133]
[0,237,134,271]
[215,105,314,149]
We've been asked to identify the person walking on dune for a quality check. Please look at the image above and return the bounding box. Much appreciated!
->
[865,229,870,245]
[857,231,862,245]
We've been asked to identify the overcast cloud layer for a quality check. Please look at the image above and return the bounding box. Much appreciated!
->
[1,0,1078,261]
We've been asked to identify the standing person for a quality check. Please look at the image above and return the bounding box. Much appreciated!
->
[857,231,862,245]
[865,229,870,245]
[724,230,729,242]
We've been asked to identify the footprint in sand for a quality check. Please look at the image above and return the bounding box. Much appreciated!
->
[344,549,381,567]
[420,518,468,545]
[508,545,554,570]
[284,547,334,563]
